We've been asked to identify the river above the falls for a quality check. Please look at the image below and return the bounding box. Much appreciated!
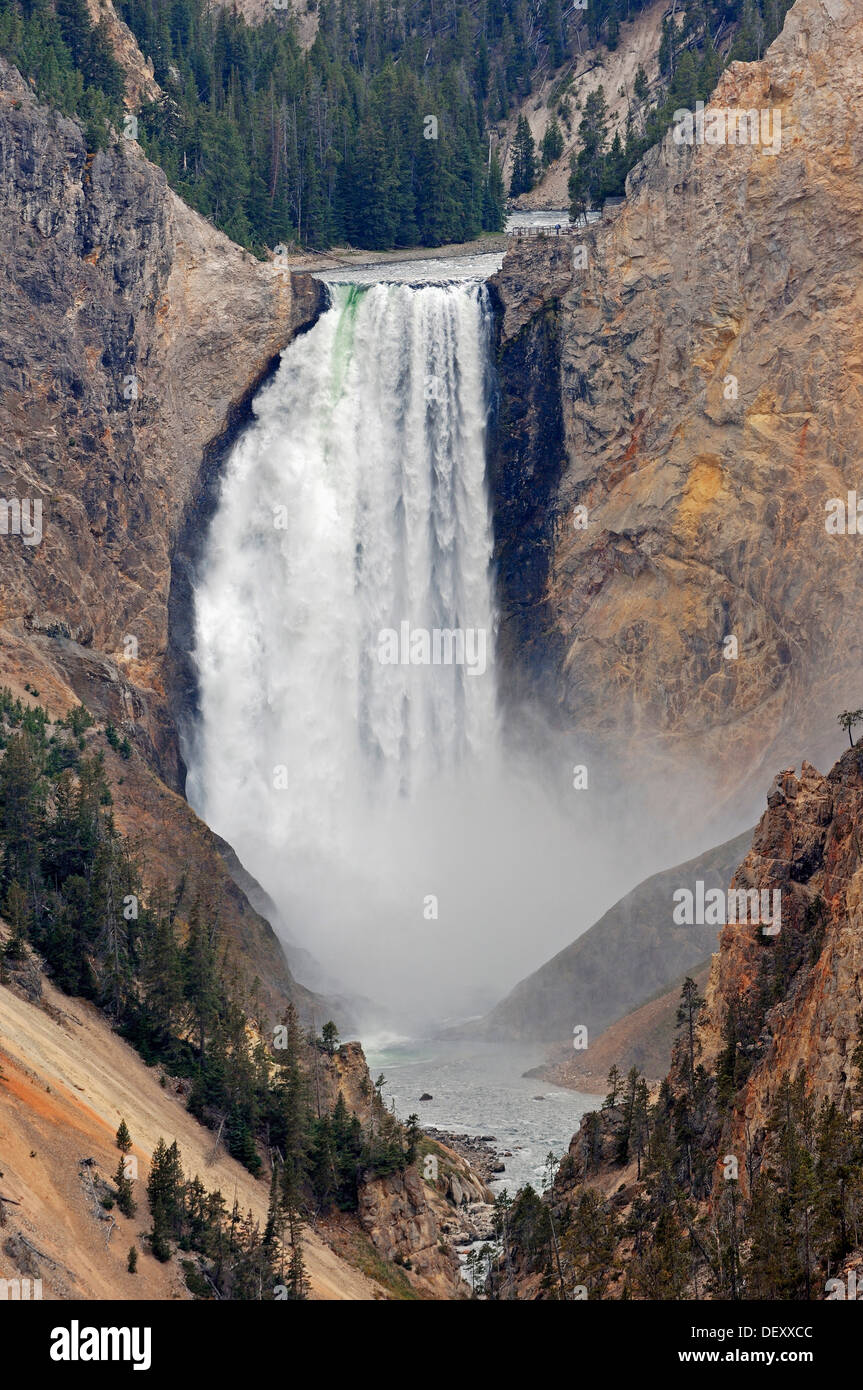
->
[312,209,594,285]
[318,250,506,284]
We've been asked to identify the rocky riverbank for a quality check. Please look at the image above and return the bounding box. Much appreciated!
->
[424,1128,509,1185]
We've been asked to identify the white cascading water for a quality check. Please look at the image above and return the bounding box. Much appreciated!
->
[187,277,648,1026]
[186,281,518,1020]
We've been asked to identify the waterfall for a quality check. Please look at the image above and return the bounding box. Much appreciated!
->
[187,276,636,1025]
[187,280,510,1018]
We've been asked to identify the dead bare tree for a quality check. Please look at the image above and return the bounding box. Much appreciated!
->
[207,1116,225,1166]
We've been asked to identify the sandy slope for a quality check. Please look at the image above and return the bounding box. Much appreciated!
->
[0,972,383,1300]
[501,0,667,207]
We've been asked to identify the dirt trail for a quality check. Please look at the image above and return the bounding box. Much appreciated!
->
[0,976,383,1300]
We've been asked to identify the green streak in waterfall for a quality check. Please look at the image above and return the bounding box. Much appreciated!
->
[329,283,367,408]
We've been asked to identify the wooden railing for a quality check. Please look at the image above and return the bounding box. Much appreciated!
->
[506,224,572,238]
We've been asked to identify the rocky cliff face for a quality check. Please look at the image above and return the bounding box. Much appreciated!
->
[83,0,162,107]
[312,1043,493,1299]
[0,57,326,1010]
[506,741,863,1299]
[0,56,323,791]
[701,746,863,1173]
[547,741,863,1189]
[489,0,863,817]
[354,1162,477,1299]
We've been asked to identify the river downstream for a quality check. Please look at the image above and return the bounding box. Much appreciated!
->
[364,1038,601,1196]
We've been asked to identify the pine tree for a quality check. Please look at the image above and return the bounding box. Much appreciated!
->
[509,114,536,196]
[671,50,699,112]
[579,1110,603,1174]
[716,1002,751,1112]
[263,1163,284,1251]
[632,1077,651,1179]
[271,1003,311,1195]
[2,881,30,960]
[560,1187,618,1298]
[113,1155,137,1218]
[285,1222,307,1299]
[404,1113,421,1164]
[0,729,45,892]
[137,889,184,1052]
[658,15,677,78]
[55,0,93,68]
[568,85,609,216]
[147,1136,185,1258]
[483,149,506,231]
[675,977,704,1096]
[615,1066,641,1164]
[603,1064,622,1110]
[541,115,564,168]
[182,896,221,1060]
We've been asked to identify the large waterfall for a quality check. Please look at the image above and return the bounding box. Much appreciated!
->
[187,281,527,1019]
[186,276,634,1026]
[190,281,497,811]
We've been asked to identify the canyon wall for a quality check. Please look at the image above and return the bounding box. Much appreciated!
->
[489,0,863,820]
[473,828,752,1044]
[701,746,863,1169]
[0,56,323,788]
[0,57,325,1009]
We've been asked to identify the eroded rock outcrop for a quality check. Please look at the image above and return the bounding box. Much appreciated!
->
[314,1043,493,1299]
[0,56,323,790]
[490,0,863,815]
[355,1139,495,1299]
[83,0,162,107]
[701,745,863,1166]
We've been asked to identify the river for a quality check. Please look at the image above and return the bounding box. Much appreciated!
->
[364,1036,601,1196]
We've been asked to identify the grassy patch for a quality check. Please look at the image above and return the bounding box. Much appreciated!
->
[347,1235,421,1300]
